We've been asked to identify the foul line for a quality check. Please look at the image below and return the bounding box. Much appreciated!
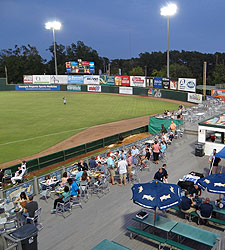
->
[0,127,89,146]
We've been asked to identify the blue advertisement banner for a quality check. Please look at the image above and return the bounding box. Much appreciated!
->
[68,75,84,84]
[5,181,34,203]
[16,85,60,91]
[153,77,163,88]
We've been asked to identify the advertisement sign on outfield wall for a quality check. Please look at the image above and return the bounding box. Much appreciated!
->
[162,78,170,89]
[67,85,81,91]
[178,78,196,92]
[87,85,101,92]
[83,75,99,85]
[211,89,225,99]
[153,77,163,88]
[119,87,133,95]
[23,75,33,84]
[187,93,202,104]
[170,80,178,90]
[33,75,51,84]
[16,85,60,91]
[50,75,68,84]
[68,75,84,84]
[130,76,146,88]
[99,75,115,85]
[115,76,130,86]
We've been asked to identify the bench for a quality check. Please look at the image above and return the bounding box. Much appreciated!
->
[127,227,195,250]
[91,239,131,250]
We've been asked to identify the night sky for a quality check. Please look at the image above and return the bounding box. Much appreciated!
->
[0,0,224,60]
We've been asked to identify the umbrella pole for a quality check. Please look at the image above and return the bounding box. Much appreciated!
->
[219,194,221,208]
[154,209,156,226]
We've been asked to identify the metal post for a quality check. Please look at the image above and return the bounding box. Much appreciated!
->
[52,28,58,75]
[203,61,207,98]
[33,176,39,195]
[167,16,170,78]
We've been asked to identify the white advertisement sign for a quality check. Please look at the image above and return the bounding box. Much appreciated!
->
[119,87,133,95]
[84,75,99,85]
[130,76,146,88]
[178,78,196,92]
[33,75,50,84]
[23,75,33,84]
[187,93,203,104]
[50,75,68,84]
[87,85,101,92]
[170,80,178,90]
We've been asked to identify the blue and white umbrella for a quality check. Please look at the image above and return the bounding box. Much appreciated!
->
[197,173,225,194]
[131,180,181,211]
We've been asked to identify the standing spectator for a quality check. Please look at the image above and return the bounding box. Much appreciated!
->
[131,146,139,165]
[107,154,116,185]
[160,124,167,134]
[89,156,97,169]
[63,97,66,105]
[118,156,127,186]
[152,141,160,164]
[162,164,168,183]
[21,161,27,171]
[209,149,216,173]
[160,141,167,155]
[154,168,164,182]
[127,152,133,182]
[169,121,176,135]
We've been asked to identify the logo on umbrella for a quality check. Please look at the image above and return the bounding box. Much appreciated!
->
[142,195,155,201]
[214,183,225,187]
[160,194,171,201]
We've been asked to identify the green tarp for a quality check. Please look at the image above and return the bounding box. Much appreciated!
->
[148,117,183,134]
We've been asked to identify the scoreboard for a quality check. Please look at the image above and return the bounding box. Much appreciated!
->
[66,60,95,74]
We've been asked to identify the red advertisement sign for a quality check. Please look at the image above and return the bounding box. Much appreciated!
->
[23,75,33,84]
[115,76,130,86]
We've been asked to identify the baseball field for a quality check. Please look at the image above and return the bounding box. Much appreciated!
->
[0,91,179,164]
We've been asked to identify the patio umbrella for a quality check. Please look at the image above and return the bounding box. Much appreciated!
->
[131,180,181,222]
[197,173,225,194]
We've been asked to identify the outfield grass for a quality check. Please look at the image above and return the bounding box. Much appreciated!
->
[0,92,179,163]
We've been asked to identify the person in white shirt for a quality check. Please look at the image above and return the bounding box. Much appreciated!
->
[118,157,127,186]
[21,161,26,172]
[131,146,140,166]
[11,166,24,185]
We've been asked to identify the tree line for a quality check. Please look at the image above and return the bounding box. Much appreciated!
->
[0,41,225,85]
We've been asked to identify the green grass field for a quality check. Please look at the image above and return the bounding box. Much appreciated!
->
[0,92,179,163]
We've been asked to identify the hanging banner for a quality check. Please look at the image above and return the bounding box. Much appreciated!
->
[119,87,133,95]
[67,85,81,91]
[211,89,225,99]
[50,75,68,84]
[99,75,115,85]
[83,75,100,85]
[115,76,130,86]
[153,77,162,88]
[68,75,84,84]
[170,80,178,90]
[23,75,33,84]
[162,78,170,89]
[130,76,146,88]
[187,93,203,104]
[16,85,60,91]
[33,75,50,84]
[178,78,196,92]
[87,85,101,92]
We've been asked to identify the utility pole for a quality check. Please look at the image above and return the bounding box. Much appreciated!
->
[203,62,207,99]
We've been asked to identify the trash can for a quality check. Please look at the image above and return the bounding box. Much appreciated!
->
[195,142,205,157]
[11,224,38,250]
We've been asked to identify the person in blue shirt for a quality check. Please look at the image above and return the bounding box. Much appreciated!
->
[75,168,83,184]
[51,186,70,213]
[89,156,97,169]
[197,198,213,224]
[68,178,80,197]
[107,154,116,185]
[180,191,196,213]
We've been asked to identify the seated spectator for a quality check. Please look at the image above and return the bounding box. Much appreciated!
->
[177,113,183,120]
[197,198,213,224]
[154,168,164,182]
[11,166,24,185]
[118,156,127,186]
[171,113,175,119]
[61,172,68,186]
[75,168,83,184]
[131,146,139,158]
[189,184,201,200]
[0,169,4,183]
[51,186,70,213]
[80,171,90,184]
[96,161,107,175]
[169,132,174,141]
[14,192,28,209]
[23,195,38,219]
[180,191,196,213]
[45,175,55,185]
[140,148,150,168]
[67,178,80,197]
[89,156,97,169]
[162,164,168,182]
[78,160,88,171]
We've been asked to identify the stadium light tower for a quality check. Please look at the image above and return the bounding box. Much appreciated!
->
[160,3,177,78]
[45,21,62,75]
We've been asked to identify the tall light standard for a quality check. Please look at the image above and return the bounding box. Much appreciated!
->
[45,21,62,75]
[160,3,177,78]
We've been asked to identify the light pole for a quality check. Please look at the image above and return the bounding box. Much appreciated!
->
[160,3,177,78]
[45,21,62,75]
